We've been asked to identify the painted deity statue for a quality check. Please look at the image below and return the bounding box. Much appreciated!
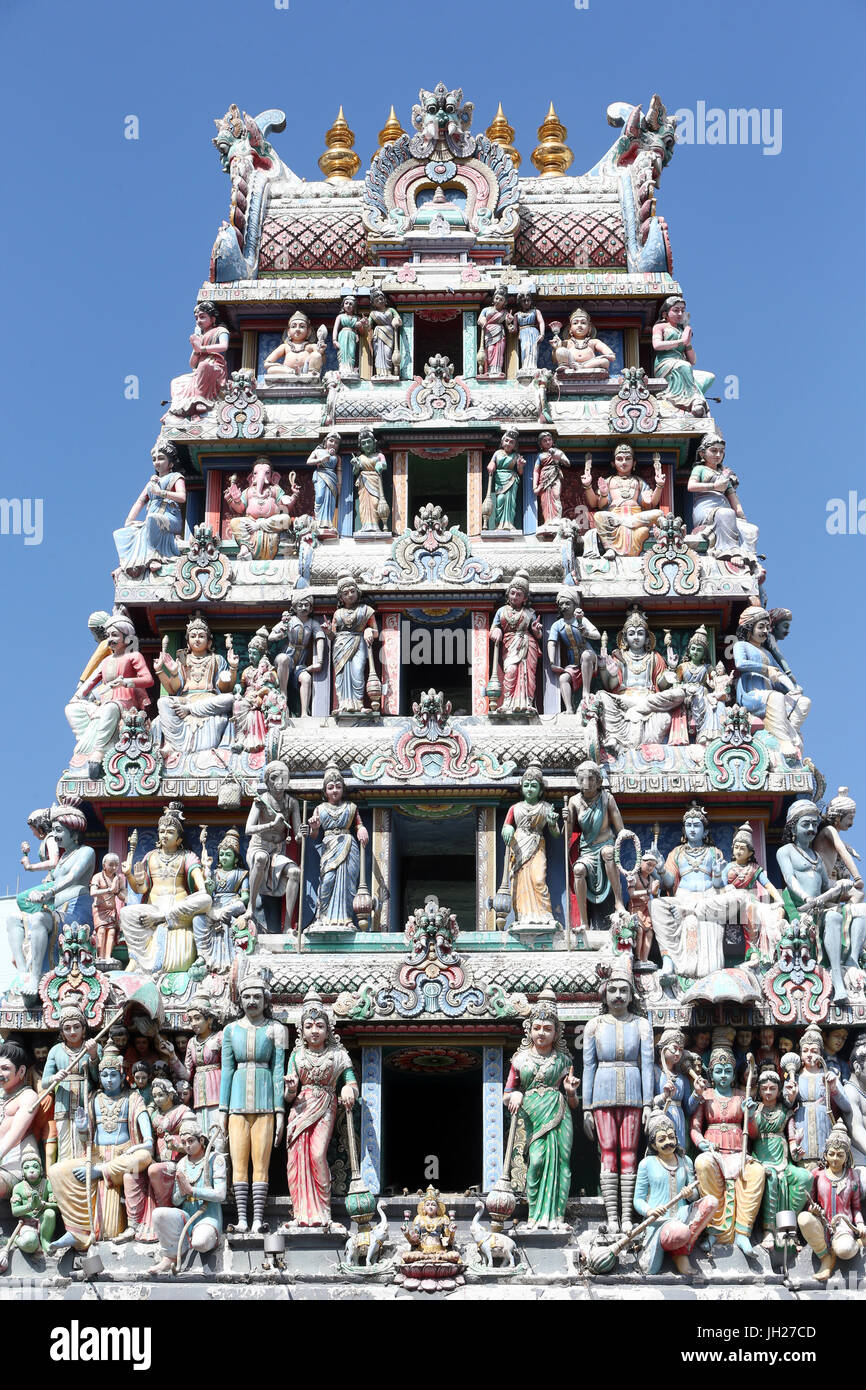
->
[798,1122,866,1282]
[718,822,786,963]
[218,975,287,1233]
[351,429,390,533]
[564,761,626,929]
[223,458,304,561]
[147,1077,195,1214]
[484,430,525,532]
[0,1044,42,1202]
[166,300,230,417]
[18,807,61,881]
[745,1067,812,1251]
[595,606,687,752]
[65,612,153,778]
[651,1028,704,1154]
[399,1188,462,1277]
[40,1007,99,1165]
[268,592,327,717]
[477,286,511,378]
[547,588,599,714]
[303,765,368,931]
[114,439,186,576]
[783,1026,851,1168]
[532,432,571,527]
[651,295,713,416]
[513,291,545,373]
[74,610,112,695]
[151,1115,228,1275]
[197,827,250,970]
[490,570,541,715]
[232,630,287,754]
[624,846,662,963]
[691,1047,765,1251]
[650,802,727,982]
[504,990,578,1229]
[90,852,127,962]
[332,294,367,377]
[284,991,358,1228]
[735,606,812,760]
[6,1155,57,1263]
[634,1113,718,1275]
[368,289,403,378]
[263,309,327,378]
[120,802,212,976]
[843,1037,866,1175]
[307,431,341,530]
[777,800,861,1003]
[184,998,224,1139]
[582,445,664,558]
[688,433,758,560]
[244,761,301,933]
[154,615,239,757]
[582,961,654,1233]
[502,766,560,932]
[551,307,615,374]
[327,576,378,715]
[664,625,730,745]
[815,788,866,941]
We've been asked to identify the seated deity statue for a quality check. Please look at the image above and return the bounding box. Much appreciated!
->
[153,615,238,758]
[263,310,327,379]
[551,308,615,375]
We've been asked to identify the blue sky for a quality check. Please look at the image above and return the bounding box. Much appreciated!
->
[0,0,863,886]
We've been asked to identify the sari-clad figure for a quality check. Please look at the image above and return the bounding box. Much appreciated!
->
[304,766,368,930]
[329,576,378,714]
[351,430,390,533]
[745,1068,812,1250]
[485,430,525,532]
[532,431,570,526]
[596,605,687,752]
[514,292,544,372]
[687,433,758,559]
[308,431,341,529]
[582,444,664,558]
[284,992,358,1228]
[502,766,560,928]
[114,439,186,576]
[368,289,402,376]
[489,570,541,714]
[477,286,510,378]
[652,295,713,415]
[332,294,367,376]
[184,998,223,1138]
[167,301,230,417]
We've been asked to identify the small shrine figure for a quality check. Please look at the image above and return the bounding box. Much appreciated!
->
[777,800,860,1003]
[687,434,758,560]
[484,430,525,532]
[223,458,304,561]
[503,989,578,1229]
[797,1122,866,1282]
[650,802,727,982]
[232,630,287,753]
[218,974,287,1233]
[532,432,571,527]
[664,625,729,745]
[551,307,615,375]
[490,570,541,714]
[745,1067,812,1251]
[154,615,239,757]
[633,1113,718,1275]
[397,1187,464,1291]
[244,761,301,933]
[624,844,663,964]
[652,1028,704,1154]
[89,852,127,963]
[514,291,545,373]
[0,1044,42,1201]
[284,990,358,1229]
[332,294,368,377]
[167,300,230,417]
[268,592,327,717]
[691,1047,765,1251]
[501,766,561,932]
[596,605,687,752]
[718,823,786,963]
[307,431,342,529]
[120,802,213,976]
[327,576,378,714]
[262,309,327,378]
[477,286,511,378]
[199,828,249,969]
[783,1026,851,1168]
[4,1155,57,1265]
[565,761,627,929]
[303,765,368,931]
[547,588,600,713]
[64,611,153,778]
[40,1006,99,1165]
[652,295,713,415]
[582,444,664,559]
[368,289,402,378]
[114,439,187,576]
[184,997,224,1138]
[147,1077,194,1213]
[582,960,654,1233]
[151,1116,228,1275]
[351,430,390,533]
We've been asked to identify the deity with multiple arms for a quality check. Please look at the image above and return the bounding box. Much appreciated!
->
[223,457,303,561]
[120,802,212,976]
[582,445,664,558]
[153,615,239,757]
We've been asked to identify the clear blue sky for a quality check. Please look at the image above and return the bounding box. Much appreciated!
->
[0,0,863,887]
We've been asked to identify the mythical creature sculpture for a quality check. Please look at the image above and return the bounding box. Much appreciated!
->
[410,83,476,157]
[211,105,291,281]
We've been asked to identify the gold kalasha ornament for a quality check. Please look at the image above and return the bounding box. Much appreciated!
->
[531,102,573,178]
[486,102,521,169]
[372,105,407,159]
[318,107,362,183]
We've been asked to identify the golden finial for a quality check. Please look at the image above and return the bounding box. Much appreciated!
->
[486,102,521,170]
[531,102,573,178]
[372,105,406,159]
[318,107,362,183]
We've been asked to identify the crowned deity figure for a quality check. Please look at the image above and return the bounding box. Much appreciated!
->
[263,309,327,378]
[691,1047,765,1251]
[184,998,224,1139]
[734,606,810,759]
[367,289,403,378]
[633,1112,718,1275]
[687,434,758,560]
[114,439,187,576]
[649,802,728,982]
[777,800,862,1003]
[532,432,571,527]
[651,1028,705,1155]
[332,294,368,377]
[399,1187,463,1283]
[664,625,730,745]
[489,570,542,715]
[284,990,358,1229]
[268,592,327,717]
[581,444,664,559]
[166,300,230,418]
[798,1122,866,1282]
[551,307,615,375]
[196,827,250,971]
[327,576,379,714]
[153,615,239,757]
[564,761,626,929]
[483,430,525,532]
[717,822,786,963]
[501,766,561,932]
[232,629,287,754]
[307,431,342,529]
[351,430,390,533]
[745,1066,812,1251]
[513,291,545,373]
[243,761,301,933]
[302,765,368,931]
[120,803,212,977]
[218,975,287,1233]
[223,457,304,561]
[595,606,687,753]
[64,611,154,778]
[90,852,127,963]
[782,1025,851,1169]
[477,286,511,378]
[651,295,713,415]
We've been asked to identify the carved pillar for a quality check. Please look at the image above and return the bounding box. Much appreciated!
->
[373,808,391,931]
[399,311,413,380]
[467,448,484,537]
[462,311,478,379]
[380,611,401,716]
[471,610,490,715]
[476,807,496,929]
[241,330,257,373]
[205,470,223,534]
[360,1045,383,1194]
[312,643,330,716]
[392,450,409,535]
[339,451,354,537]
[482,1046,504,1190]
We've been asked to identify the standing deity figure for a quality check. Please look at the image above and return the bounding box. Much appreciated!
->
[484,430,525,532]
[120,802,212,976]
[368,289,403,377]
[7,802,95,1005]
[691,1047,765,1251]
[48,1049,154,1250]
[184,998,224,1139]
[268,592,327,717]
[284,990,358,1229]
[503,990,578,1229]
[501,766,560,931]
[798,1122,866,1282]
[351,430,390,533]
[263,309,327,378]
[532,432,570,527]
[777,800,861,1003]
[154,615,239,756]
[332,294,368,376]
[490,570,541,714]
[783,1026,851,1169]
[223,458,304,561]
[513,291,545,373]
[547,588,600,714]
[218,975,287,1234]
[582,961,654,1233]
[624,845,663,963]
[90,852,127,963]
[745,1067,812,1251]
[307,431,342,529]
[582,445,664,559]
[650,802,727,982]
[198,828,250,970]
[651,295,713,415]
[167,300,230,417]
[0,1044,42,1202]
[687,434,758,559]
[6,1155,57,1261]
[551,307,615,374]
[64,612,154,778]
[40,1007,99,1166]
[652,1028,704,1155]
[718,823,786,963]
[634,1112,718,1275]
[302,765,368,931]
[244,761,301,933]
[476,286,511,378]
[328,576,378,714]
[151,1115,228,1275]
[664,625,729,745]
[596,606,687,752]
[147,1077,195,1213]
[114,439,187,576]
[564,761,626,929]
[232,630,287,754]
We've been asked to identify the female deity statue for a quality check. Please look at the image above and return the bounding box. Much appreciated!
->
[489,570,542,715]
[651,295,713,415]
[198,827,250,970]
[351,430,390,533]
[634,1112,718,1275]
[503,989,578,1229]
[649,802,727,982]
[167,300,230,417]
[783,1026,851,1169]
[651,1027,703,1154]
[581,444,664,558]
[687,434,758,560]
[39,1006,99,1166]
[218,975,287,1233]
[777,800,861,1004]
[734,606,810,759]
[744,1067,812,1251]
[64,611,153,778]
[484,430,525,532]
[154,615,239,757]
[595,605,687,752]
[147,1077,194,1213]
[114,439,187,576]
[797,1122,866,1282]
[223,458,304,561]
[263,310,327,378]
[268,593,327,718]
[368,289,403,378]
[327,576,378,714]
[332,294,367,377]
[184,997,223,1139]
[551,307,615,374]
[120,802,212,976]
[307,431,341,529]
[284,990,358,1228]
[564,760,626,928]
[302,765,368,931]
[718,823,786,963]
[243,762,301,933]
[532,431,570,527]
[476,286,511,378]
[513,291,545,373]
[691,1047,765,1251]
[501,766,561,930]
[398,1188,463,1286]
[232,630,287,754]
[664,625,730,745]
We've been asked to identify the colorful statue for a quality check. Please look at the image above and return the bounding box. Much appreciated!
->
[633,1112,718,1274]
[783,1026,851,1168]
[223,458,304,561]
[484,430,525,532]
[113,439,187,576]
[777,800,860,1003]
[284,990,358,1228]
[263,310,327,378]
[513,291,545,373]
[843,1036,866,1173]
[651,295,713,415]
[244,761,301,933]
[4,1155,57,1264]
[327,576,378,714]
[18,807,61,880]
[332,294,367,376]
[595,605,687,752]
[267,593,327,717]
[72,611,112,697]
[147,1076,195,1213]
[477,286,511,378]
[691,1047,765,1251]
[718,822,786,963]
[232,630,287,754]
[745,1066,812,1250]
[687,434,758,559]
[532,432,570,527]
[551,307,615,374]
[581,445,664,558]
[650,802,727,982]
[623,844,663,963]
[40,1006,99,1165]
[0,1043,42,1201]
[766,606,797,681]
[501,765,560,931]
[565,761,626,928]
[503,989,578,1229]
[582,960,654,1232]
[547,588,600,713]
[307,431,341,529]
[489,570,541,714]
[797,1121,866,1282]
[167,300,230,417]
[154,615,239,756]
[151,1115,228,1275]
[824,1027,851,1082]
[664,625,729,745]
[64,611,153,778]
[397,1186,464,1291]
[198,827,249,969]
[651,1028,703,1154]
[816,788,866,936]
[368,289,402,377]
[303,765,368,931]
[89,852,127,963]
[120,802,212,976]
[184,998,224,1139]
[351,430,390,533]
